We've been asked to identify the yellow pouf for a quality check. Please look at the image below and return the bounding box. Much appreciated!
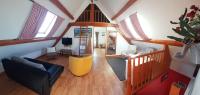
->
[69,55,93,76]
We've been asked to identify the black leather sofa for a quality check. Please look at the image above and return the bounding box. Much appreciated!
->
[2,57,64,95]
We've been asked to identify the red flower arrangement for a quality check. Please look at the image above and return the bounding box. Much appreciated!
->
[168,5,200,45]
[187,5,200,21]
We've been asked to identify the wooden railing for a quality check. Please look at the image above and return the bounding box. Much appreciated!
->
[77,10,90,22]
[126,49,169,95]
[76,10,109,23]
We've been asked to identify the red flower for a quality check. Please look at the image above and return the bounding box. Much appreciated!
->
[176,27,181,32]
[190,5,199,11]
[187,11,196,19]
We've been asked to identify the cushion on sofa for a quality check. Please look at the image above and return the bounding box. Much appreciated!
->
[11,56,46,71]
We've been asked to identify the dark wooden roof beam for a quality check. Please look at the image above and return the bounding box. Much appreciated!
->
[51,0,74,20]
[112,0,137,20]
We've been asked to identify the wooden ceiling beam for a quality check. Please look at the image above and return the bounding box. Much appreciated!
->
[51,0,74,20]
[0,37,58,46]
[143,40,184,47]
[111,0,137,20]
[52,23,72,47]
[70,22,118,27]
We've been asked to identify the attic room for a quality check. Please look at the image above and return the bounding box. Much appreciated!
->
[0,0,200,95]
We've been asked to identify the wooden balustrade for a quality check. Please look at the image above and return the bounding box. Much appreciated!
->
[126,49,169,95]
[77,10,109,23]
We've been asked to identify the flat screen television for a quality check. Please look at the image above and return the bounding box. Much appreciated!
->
[62,38,72,45]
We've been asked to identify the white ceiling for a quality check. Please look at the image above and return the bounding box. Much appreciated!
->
[59,0,86,16]
[97,0,128,16]
[59,0,128,20]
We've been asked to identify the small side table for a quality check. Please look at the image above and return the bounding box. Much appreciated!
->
[59,49,72,55]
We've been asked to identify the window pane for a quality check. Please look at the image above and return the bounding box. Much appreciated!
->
[35,11,57,38]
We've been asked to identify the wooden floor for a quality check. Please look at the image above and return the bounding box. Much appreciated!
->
[0,49,125,95]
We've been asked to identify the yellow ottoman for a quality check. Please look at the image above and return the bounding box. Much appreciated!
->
[69,55,93,76]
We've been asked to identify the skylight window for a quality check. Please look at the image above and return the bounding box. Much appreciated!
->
[125,17,142,40]
[35,11,57,38]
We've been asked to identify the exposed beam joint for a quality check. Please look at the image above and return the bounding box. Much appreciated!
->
[111,0,137,20]
[51,0,74,20]
[52,23,72,47]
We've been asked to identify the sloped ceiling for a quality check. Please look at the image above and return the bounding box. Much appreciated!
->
[98,0,128,17]
[58,0,129,22]
[59,0,86,17]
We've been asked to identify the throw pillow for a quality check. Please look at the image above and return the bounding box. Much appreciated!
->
[11,56,46,71]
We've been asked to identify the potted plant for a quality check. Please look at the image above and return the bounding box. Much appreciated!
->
[168,5,200,64]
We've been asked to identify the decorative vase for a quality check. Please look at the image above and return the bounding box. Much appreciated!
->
[188,43,200,64]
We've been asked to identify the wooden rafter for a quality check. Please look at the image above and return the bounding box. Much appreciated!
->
[52,23,72,47]
[0,37,58,46]
[143,40,184,47]
[112,0,137,20]
[90,4,95,22]
[51,0,74,20]
[70,22,117,27]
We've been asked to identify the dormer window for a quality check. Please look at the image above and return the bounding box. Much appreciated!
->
[35,11,57,38]
[19,3,64,39]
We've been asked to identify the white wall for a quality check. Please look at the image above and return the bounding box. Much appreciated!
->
[94,27,107,47]
[0,0,32,40]
[116,32,129,55]
[56,26,80,54]
[0,0,70,73]
[56,26,94,55]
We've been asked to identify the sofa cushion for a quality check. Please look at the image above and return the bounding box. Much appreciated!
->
[11,56,46,71]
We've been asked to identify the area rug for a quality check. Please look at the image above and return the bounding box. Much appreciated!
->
[106,57,126,81]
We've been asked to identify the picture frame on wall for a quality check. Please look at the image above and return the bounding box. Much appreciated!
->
[74,28,92,38]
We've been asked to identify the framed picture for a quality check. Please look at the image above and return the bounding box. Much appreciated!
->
[74,28,92,38]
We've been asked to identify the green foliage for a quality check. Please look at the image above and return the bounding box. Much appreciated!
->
[167,36,184,42]
[168,6,200,44]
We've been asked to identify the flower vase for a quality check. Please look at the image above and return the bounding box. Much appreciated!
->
[188,43,200,64]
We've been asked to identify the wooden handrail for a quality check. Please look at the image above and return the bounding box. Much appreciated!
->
[126,49,169,95]
[0,37,58,46]
[143,40,184,47]
[70,22,118,27]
